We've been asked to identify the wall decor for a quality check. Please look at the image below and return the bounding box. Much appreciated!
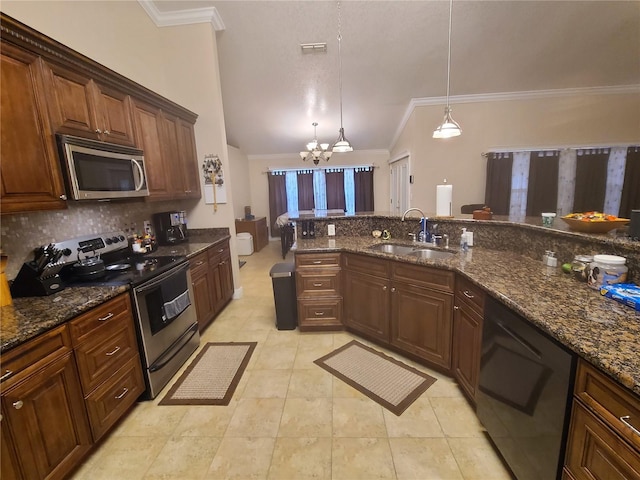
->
[202,154,227,210]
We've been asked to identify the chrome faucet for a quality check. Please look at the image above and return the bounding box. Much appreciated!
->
[401,208,428,242]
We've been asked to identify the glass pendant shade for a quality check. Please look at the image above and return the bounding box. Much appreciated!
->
[433,106,462,139]
[332,127,353,153]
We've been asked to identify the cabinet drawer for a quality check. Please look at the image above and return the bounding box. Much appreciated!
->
[296,253,341,268]
[74,320,139,395]
[565,401,640,480]
[69,294,132,345]
[208,241,229,263]
[298,298,343,330]
[343,253,390,277]
[575,360,640,452]
[0,324,71,387]
[296,270,341,296]
[84,355,145,441]
[392,262,455,293]
[455,275,485,315]
[190,251,209,274]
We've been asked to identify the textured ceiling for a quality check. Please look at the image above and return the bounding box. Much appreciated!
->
[150,1,640,156]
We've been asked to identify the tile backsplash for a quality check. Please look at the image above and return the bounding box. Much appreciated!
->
[1,199,192,279]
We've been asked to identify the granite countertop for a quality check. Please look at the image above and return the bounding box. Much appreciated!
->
[294,236,640,396]
[0,234,230,354]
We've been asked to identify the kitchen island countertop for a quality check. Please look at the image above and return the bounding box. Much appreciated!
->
[294,236,640,396]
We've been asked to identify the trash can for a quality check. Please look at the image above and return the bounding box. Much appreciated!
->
[237,232,254,255]
[269,262,297,330]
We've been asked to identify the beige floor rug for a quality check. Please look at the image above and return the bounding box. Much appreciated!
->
[159,342,256,406]
[314,340,437,416]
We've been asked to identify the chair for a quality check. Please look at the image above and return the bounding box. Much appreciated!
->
[461,204,486,214]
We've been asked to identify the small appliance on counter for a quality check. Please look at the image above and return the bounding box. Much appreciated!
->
[630,210,640,240]
[10,244,69,297]
[153,211,188,245]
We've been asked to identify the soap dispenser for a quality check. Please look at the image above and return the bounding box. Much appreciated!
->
[460,228,468,251]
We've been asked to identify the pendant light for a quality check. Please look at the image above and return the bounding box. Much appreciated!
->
[433,0,462,139]
[332,1,353,153]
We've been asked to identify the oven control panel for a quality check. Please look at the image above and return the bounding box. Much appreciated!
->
[53,231,128,264]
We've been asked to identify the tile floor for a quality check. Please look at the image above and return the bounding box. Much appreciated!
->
[72,241,514,480]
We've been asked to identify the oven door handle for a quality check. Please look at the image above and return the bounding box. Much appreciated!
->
[135,261,189,293]
[148,323,199,373]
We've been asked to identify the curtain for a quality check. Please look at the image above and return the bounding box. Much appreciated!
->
[557,149,577,217]
[509,152,530,219]
[313,170,327,210]
[354,167,374,212]
[285,171,299,213]
[344,168,355,214]
[619,146,640,218]
[326,169,346,211]
[526,151,559,216]
[267,172,287,235]
[297,170,314,211]
[604,147,626,215]
[484,152,513,215]
[573,149,609,213]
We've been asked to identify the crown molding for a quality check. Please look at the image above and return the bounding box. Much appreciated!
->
[390,84,640,151]
[137,0,225,30]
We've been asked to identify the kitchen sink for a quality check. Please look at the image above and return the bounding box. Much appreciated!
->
[369,243,416,255]
[407,248,455,260]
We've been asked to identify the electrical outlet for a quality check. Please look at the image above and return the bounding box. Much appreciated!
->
[328,224,336,236]
[143,220,153,236]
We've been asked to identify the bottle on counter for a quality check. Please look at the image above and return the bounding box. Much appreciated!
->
[460,228,468,252]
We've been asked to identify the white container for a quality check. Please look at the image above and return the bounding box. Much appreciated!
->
[587,254,627,289]
[541,212,556,227]
[236,232,254,256]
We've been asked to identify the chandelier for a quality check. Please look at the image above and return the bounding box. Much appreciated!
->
[300,122,333,165]
[433,0,462,139]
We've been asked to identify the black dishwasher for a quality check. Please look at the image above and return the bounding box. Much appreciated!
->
[477,296,576,480]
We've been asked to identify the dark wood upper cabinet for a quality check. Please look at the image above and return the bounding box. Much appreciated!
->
[0,43,67,214]
[176,119,201,198]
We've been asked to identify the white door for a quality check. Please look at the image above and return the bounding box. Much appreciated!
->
[390,155,409,215]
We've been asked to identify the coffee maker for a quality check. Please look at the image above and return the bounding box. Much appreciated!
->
[152,211,188,245]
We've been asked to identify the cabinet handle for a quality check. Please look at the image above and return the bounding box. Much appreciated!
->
[105,346,121,356]
[95,128,102,134]
[463,290,475,299]
[98,312,114,322]
[218,248,225,253]
[0,370,14,382]
[312,260,322,264]
[314,311,325,316]
[115,387,129,400]
[453,305,460,310]
[59,194,68,201]
[219,261,226,266]
[382,285,387,291]
[12,400,23,410]
[195,260,205,266]
[313,282,323,287]
[103,130,110,135]
[620,416,640,436]
[391,287,396,292]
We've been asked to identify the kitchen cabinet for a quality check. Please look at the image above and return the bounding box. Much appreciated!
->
[190,240,233,332]
[452,275,485,403]
[44,61,136,146]
[0,43,67,215]
[69,294,144,441]
[295,252,343,331]
[343,253,454,369]
[564,359,640,479]
[133,100,201,201]
[235,217,270,252]
[0,325,92,480]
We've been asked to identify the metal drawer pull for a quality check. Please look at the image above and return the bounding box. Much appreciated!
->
[313,282,323,287]
[105,346,121,356]
[382,285,387,291]
[312,260,322,264]
[98,312,114,322]
[218,248,224,253]
[620,416,640,436]
[13,400,23,410]
[463,290,475,299]
[391,287,396,292]
[195,260,205,266]
[115,387,129,400]
[314,311,325,316]
[0,370,14,382]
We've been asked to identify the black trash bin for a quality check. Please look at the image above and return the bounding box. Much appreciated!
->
[269,262,298,330]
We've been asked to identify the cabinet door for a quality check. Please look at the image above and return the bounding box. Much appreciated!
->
[191,254,216,331]
[218,249,234,307]
[160,112,183,197]
[93,82,135,146]
[391,282,453,368]
[176,119,201,198]
[1,352,91,480]
[1,44,67,214]
[1,408,22,480]
[452,302,482,402]
[133,100,172,199]
[343,269,390,343]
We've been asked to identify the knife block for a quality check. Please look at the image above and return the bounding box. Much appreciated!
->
[9,262,65,298]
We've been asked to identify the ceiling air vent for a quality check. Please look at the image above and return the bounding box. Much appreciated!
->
[300,43,327,54]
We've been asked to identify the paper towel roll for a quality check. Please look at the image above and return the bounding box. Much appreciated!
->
[436,184,453,217]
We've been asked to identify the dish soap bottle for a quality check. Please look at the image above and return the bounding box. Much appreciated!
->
[460,228,468,252]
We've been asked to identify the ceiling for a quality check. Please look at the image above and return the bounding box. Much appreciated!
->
[149,1,640,157]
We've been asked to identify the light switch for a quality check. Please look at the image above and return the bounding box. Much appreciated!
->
[328,224,336,236]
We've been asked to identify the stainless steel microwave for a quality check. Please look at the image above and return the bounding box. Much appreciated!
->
[57,134,149,200]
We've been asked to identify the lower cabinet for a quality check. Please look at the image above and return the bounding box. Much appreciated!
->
[0,293,144,480]
[190,239,234,332]
[564,359,640,480]
[452,275,485,403]
[343,253,455,370]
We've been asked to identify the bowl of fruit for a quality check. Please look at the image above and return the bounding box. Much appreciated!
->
[561,212,630,233]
